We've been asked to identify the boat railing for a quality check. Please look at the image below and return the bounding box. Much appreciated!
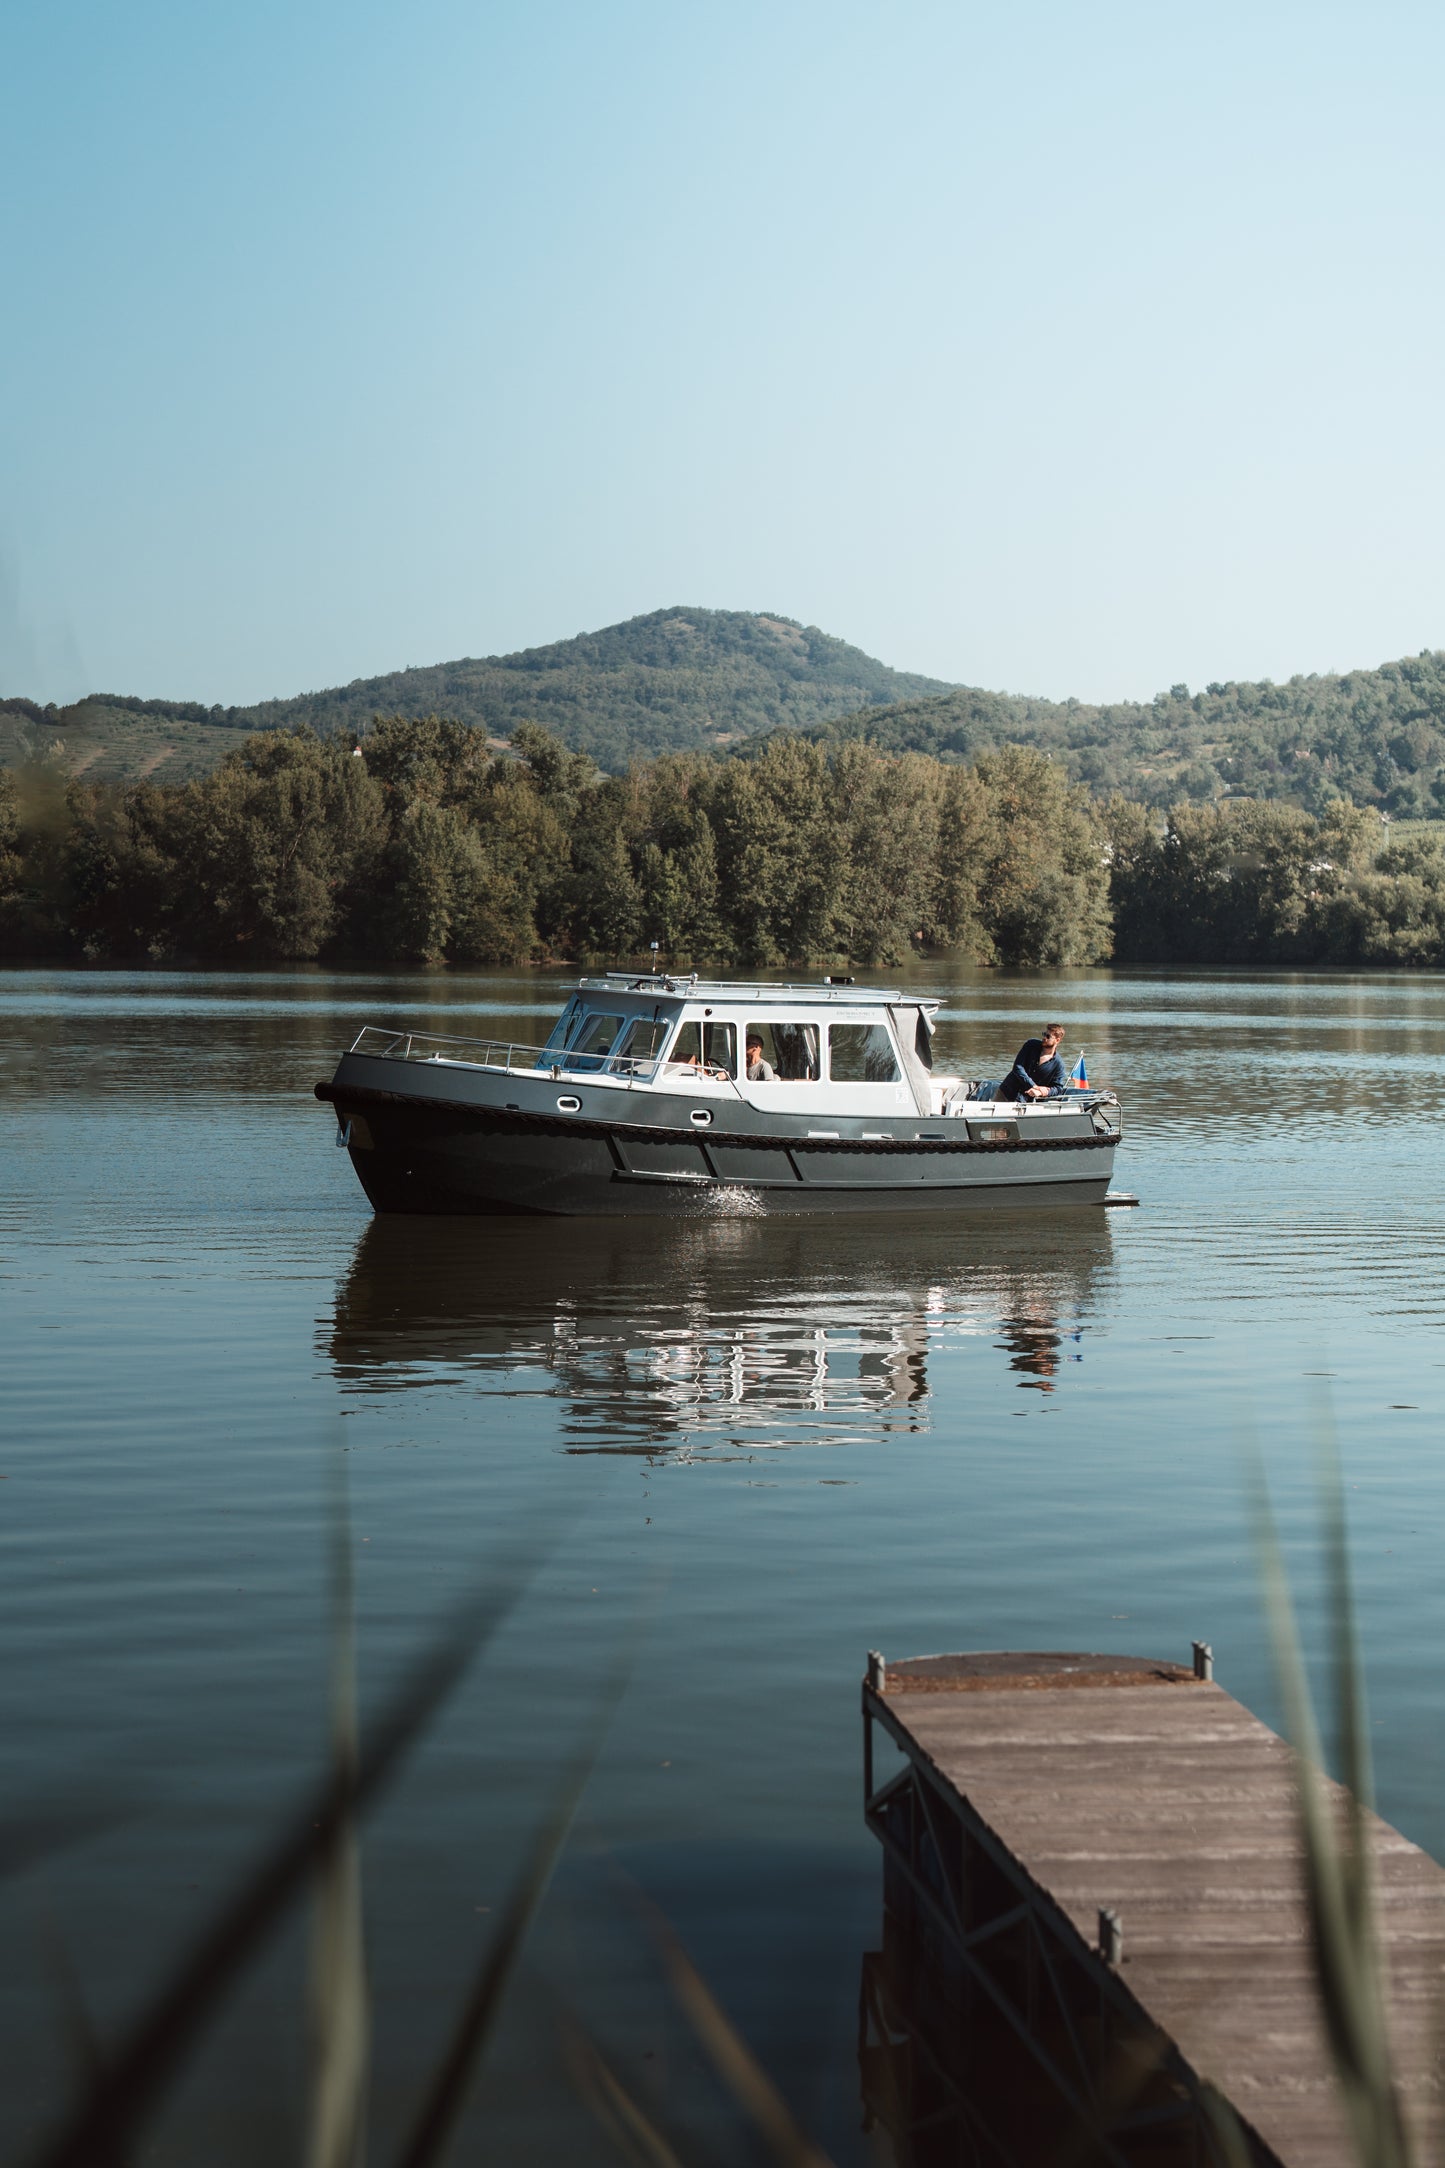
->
[346,1024,667,1082]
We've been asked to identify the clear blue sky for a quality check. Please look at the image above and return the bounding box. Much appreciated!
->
[5,0,1444,709]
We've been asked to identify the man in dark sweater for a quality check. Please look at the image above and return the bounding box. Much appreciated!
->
[997,1023,1067,1101]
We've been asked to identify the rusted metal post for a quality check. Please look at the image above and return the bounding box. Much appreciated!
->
[1098,1908,1123,1966]
[1192,1641,1213,1681]
[863,1651,885,1802]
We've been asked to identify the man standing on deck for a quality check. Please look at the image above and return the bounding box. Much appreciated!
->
[996,1023,1067,1101]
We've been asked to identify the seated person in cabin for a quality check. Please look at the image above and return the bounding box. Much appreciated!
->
[996,1023,1067,1101]
[745,1021,817,1080]
[666,1021,734,1079]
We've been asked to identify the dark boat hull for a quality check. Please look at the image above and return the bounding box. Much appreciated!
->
[317,1076,1117,1217]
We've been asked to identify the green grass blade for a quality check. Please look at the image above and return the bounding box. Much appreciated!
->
[1251,1451,1411,2168]
[640,1901,834,2168]
[305,1485,369,2168]
[389,1656,630,2168]
[27,1538,550,2168]
[559,2015,690,2168]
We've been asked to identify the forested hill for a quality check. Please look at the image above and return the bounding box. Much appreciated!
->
[811,649,1445,817]
[7,612,1445,815]
[238,609,954,764]
[0,609,954,784]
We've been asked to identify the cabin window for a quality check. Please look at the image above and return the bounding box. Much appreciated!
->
[612,1017,670,1075]
[828,1022,901,1084]
[915,1014,934,1071]
[540,999,584,1059]
[968,1119,1016,1145]
[666,1020,736,1077]
[745,1021,820,1081]
[567,1012,624,1069]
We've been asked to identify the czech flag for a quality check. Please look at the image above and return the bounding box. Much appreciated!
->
[1069,1052,1088,1089]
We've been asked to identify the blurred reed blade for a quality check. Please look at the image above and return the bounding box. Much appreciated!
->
[1251,1447,1411,2168]
[1199,2081,1261,2168]
[639,1898,834,2168]
[390,1647,634,2168]
[0,1805,130,1886]
[1315,1424,1376,1950]
[37,1913,104,2097]
[28,1536,552,2168]
[559,2014,688,2168]
[306,1483,368,2168]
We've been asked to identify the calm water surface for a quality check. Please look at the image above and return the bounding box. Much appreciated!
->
[4,965,1445,2163]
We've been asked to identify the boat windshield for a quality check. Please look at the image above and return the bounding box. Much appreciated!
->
[612,1017,670,1075]
[566,1013,625,1071]
[539,999,584,1062]
[536,1002,673,1078]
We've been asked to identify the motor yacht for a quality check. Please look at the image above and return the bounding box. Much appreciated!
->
[315,974,1123,1216]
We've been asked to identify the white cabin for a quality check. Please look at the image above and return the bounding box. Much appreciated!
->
[537,973,961,1117]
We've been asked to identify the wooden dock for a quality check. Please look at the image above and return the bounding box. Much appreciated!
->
[860,1649,1445,2166]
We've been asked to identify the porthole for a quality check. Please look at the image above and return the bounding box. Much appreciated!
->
[557,1095,581,1113]
[690,1108,713,1127]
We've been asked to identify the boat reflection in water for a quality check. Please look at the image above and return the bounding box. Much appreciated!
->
[325,1213,1115,1452]
[996,1299,1083,1391]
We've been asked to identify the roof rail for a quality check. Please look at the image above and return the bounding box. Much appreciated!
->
[572,973,939,1004]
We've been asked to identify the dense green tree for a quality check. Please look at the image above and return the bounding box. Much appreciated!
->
[170,730,385,959]
[450,778,569,962]
[0,769,20,925]
[1104,797,1383,964]
[635,811,727,963]
[1310,834,1445,966]
[707,739,842,962]
[377,800,482,963]
[566,796,643,959]
[351,715,572,962]
[0,748,89,953]
[970,748,1111,966]
[827,744,940,964]
[932,765,999,958]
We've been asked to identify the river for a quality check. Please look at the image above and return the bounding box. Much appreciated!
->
[4,964,1444,2164]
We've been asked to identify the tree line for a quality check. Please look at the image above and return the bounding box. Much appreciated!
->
[3,717,1444,969]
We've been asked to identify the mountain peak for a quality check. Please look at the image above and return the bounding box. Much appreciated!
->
[2,608,955,782]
